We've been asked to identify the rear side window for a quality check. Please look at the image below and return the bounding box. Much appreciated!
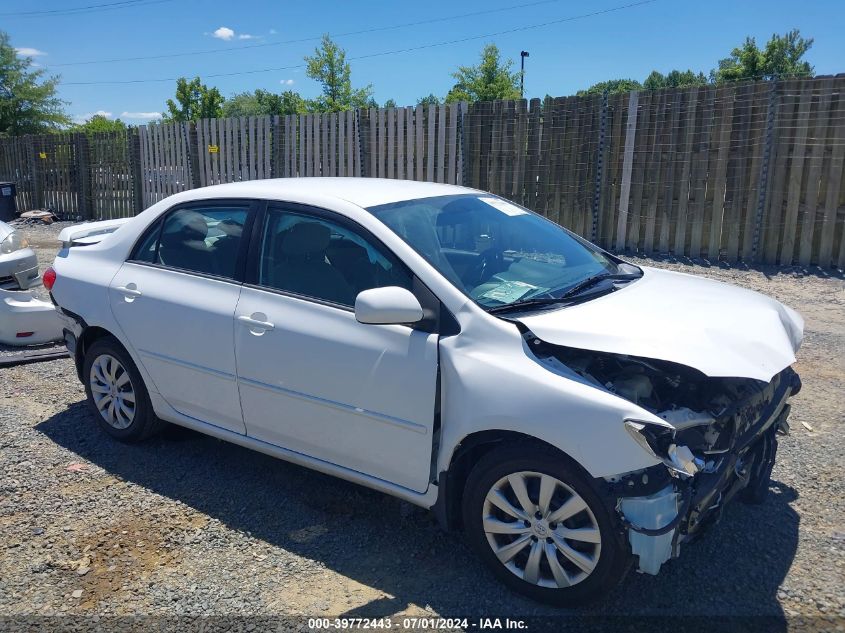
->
[130,206,248,279]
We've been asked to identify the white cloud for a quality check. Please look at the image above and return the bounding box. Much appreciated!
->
[209,26,261,41]
[15,47,47,57]
[280,79,294,86]
[121,111,163,120]
[212,26,235,41]
[73,110,113,123]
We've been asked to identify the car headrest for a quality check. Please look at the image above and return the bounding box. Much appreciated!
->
[280,222,331,256]
[217,218,243,238]
[162,211,208,245]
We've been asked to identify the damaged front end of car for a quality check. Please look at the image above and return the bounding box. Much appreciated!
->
[529,336,801,575]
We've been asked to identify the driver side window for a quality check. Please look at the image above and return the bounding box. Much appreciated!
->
[256,208,413,307]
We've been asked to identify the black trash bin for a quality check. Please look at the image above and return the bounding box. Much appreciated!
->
[0,182,16,222]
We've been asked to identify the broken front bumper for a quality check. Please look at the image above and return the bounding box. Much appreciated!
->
[610,367,800,575]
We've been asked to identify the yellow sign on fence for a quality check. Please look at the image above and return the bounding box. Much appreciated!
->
[39,152,47,159]
[207,145,219,153]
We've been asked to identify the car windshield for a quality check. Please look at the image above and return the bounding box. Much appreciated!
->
[368,194,632,309]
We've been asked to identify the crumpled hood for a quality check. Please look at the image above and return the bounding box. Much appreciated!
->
[515,266,803,382]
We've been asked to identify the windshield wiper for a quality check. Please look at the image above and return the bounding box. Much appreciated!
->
[486,272,641,315]
[557,271,641,299]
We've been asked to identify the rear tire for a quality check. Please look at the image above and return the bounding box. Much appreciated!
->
[82,336,165,442]
[462,443,629,606]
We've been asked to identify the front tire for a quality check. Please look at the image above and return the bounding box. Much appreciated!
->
[462,443,629,606]
[82,336,164,442]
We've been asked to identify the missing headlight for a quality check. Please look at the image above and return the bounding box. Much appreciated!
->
[624,419,704,477]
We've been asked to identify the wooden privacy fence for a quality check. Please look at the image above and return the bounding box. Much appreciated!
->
[1,77,843,268]
[469,76,845,269]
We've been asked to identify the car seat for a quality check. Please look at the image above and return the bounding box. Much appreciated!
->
[272,222,355,306]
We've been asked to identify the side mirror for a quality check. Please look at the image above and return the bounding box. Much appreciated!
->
[355,286,424,325]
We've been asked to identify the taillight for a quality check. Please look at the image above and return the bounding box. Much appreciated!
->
[43,266,56,291]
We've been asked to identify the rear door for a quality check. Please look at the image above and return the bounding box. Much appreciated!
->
[234,203,440,492]
[109,201,254,434]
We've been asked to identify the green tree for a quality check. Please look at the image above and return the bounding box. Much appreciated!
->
[278,90,307,115]
[304,34,373,112]
[382,98,397,108]
[713,29,814,83]
[643,69,708,90]
[445,44,520,103]
[417,93,440,106]
[222,89,306,117]
[71,113,127,134]
[576,78,643,96]
[0,31,70,136]
[164,77,225,122]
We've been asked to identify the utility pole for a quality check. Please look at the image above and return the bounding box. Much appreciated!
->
[520,51,530,98]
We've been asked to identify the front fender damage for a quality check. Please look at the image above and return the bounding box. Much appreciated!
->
[528,333,801,575]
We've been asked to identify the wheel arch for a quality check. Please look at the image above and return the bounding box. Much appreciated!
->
[432,429,591,532]
[73,326,115,379]
[74,325,143,387]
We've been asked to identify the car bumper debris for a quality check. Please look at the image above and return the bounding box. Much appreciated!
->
[530,332,801,576]
[0,246,62,346]
[0,287,63,345]
[611,368,799,574]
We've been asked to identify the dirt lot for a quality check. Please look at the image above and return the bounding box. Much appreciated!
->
[1,221,843,628]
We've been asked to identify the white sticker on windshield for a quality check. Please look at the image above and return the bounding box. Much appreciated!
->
[481,280,538,303]
[479,196,528,217]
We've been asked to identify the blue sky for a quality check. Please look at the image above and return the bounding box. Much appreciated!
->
[5,0,845,124]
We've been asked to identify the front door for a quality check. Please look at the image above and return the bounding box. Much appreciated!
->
[234,205,439,492]
[109,202,251,434]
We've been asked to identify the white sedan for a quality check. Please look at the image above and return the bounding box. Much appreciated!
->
[45,178,802,605]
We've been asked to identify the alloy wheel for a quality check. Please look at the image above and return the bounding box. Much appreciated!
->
[482,471,602,588]
[89,353,136,430]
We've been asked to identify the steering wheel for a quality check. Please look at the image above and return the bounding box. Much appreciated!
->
[468,248,505,286]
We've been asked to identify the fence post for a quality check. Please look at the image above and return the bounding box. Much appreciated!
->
[271,115,281,178]
[74,133,92,219]
[128,128,143,215]
[615,91,639,252]
[458,101,467,186]
[751,79,779,262]
[29,136,44,210]
[357,109,367,177]
[187,122,202,189]
[591,91,609,242]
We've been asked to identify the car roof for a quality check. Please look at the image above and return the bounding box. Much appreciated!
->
[177,177,478,209]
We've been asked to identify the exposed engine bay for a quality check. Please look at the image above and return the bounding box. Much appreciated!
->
[526,331,801,574]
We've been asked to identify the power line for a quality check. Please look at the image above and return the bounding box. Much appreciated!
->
[53,0,580,67]
[0,0,172,18]
[60,0,659,86]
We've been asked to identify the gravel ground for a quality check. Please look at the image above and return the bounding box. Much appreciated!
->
[1,221,843,629]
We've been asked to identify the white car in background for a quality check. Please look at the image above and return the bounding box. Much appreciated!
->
[0,220,61,345]
[45,178,802,605]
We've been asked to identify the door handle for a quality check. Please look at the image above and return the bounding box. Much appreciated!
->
[237,314,275,331]
[115,285,142,299]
